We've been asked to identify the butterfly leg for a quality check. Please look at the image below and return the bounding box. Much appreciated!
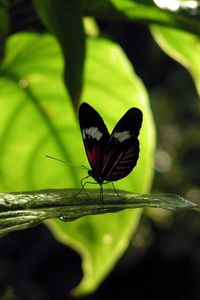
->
[75,175,90,198]
[99,184,104,202]
[75,176,100,199]
[111,182,124,200]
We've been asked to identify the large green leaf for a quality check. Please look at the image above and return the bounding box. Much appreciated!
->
[151,25,200,95]
[0,33,155,295]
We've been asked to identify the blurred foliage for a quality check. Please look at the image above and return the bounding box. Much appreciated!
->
[0,288,19,300]
[0,0,200,299]
[152,25,200,94]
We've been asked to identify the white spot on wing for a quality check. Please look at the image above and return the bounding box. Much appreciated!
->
[82,129,86,139]
[83,127,102,141]
[114,131,131,143]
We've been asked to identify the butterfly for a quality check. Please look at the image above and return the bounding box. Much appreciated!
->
[78,102,143,197]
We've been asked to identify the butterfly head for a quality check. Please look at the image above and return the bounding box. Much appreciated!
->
[88,169,104,185]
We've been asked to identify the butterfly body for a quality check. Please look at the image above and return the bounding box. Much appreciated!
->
[88,169,104,185]
[79,102,143,189]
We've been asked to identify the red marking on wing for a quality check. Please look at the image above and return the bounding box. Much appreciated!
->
[84,143,103,173]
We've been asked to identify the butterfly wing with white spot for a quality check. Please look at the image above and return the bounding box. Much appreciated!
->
[79,102,110,173]
[102,107,143,181]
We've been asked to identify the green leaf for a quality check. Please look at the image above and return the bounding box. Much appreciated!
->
[0,188,197,237]
[151,25,200,95]
[33,0,85,106]
[0,33,155,295]
[83,0,200,35]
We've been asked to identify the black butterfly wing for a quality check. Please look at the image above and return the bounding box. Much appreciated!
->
[102,107,143,181]
[79,102,110,173]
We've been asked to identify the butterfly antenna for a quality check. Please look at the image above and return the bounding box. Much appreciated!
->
[45,155,88,170]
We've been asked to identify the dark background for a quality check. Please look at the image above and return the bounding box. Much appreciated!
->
[0,1,200,299]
